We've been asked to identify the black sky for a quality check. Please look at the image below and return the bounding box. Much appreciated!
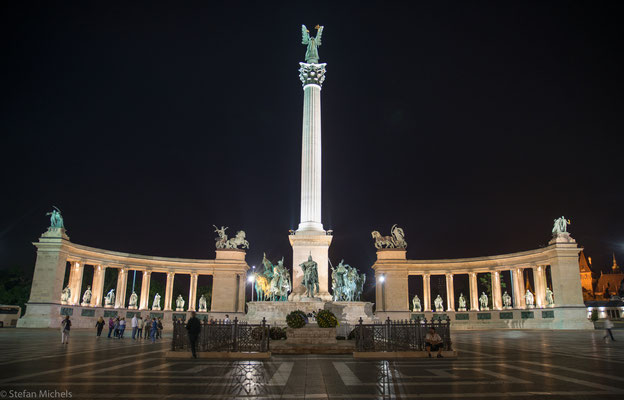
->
[2,1,623,300]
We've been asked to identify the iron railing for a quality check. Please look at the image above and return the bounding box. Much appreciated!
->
[355,317,452,352]
[172,317,269,352]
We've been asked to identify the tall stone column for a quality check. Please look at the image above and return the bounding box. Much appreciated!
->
[69,261,84,305]
[164,271,175,311]
[534,265,547,308]
[423,274,432,312]
[491,271,503,310]
[445,273,455,311]
[515,268,526,308]
[188,273,198,312]
[91,265,107,307]
[115,268,128,308]
[289,61,333,301]
[139,270,151,310]
[469,272,479,311]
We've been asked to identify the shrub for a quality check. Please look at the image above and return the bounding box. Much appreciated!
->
[336,335,346,340]
[316,309,338,328]
[286,310,306,328]
[590,309,598,323]
[270,327,287,340]
[251,326,269,341]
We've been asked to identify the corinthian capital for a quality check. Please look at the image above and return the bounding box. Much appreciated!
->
[299,62,327,87]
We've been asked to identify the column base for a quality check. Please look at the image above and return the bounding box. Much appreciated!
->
[176,307,184,312]
[17,303,62,328]
[128,306,138,310]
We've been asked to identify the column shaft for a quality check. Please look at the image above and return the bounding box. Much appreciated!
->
[164,272,175,311]
[469,273,479,311]
[188,273,198,312]
[445,274,455,311]
[91,265,107,307]
[423,274,431,312]
[491,271,503,310]
[534,266,547,308]
[139,271,151,310]
[516,268,526,308]
[70,262,84,305]
[115,269,127,308]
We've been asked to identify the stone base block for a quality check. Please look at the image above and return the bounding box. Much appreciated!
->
[165,351,270,360]
[353,350,458,359]
[176,308,184,311]
[286,325,336,345]
[245,301,375,326]
[128,306,137,310]
[17,303,62,328]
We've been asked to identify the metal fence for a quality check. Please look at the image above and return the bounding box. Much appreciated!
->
[172,317,270,352]
[355,317,452,352]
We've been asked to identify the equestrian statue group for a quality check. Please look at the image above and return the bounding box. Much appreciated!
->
[254,254,292,301]
[331,259,366,301]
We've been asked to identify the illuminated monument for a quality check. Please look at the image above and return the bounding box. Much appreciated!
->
[288,24,332,301]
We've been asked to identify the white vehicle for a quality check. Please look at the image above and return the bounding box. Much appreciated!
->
[0,305,21,327]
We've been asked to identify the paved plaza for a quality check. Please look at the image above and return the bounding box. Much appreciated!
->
[0,329,623,399]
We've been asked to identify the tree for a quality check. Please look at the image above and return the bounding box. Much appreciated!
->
[0,267,33,315]
[478,273,506,308]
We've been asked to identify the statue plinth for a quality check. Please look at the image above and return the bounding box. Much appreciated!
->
[152,306,161,311]
[104,304,113,309]
[457,307,467,312]
[80,302,90,307]
[128,306,138,310]
[376,248,407,260]
[549,232,575,245]
[176,307,184,312]
[215,248,246,261]
[41,227,69,240]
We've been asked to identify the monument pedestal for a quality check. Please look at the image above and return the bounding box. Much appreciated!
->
[246,301,375,326]
[286,325,336,345]
[289,233,333,301]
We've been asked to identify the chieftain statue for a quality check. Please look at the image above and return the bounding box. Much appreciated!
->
[331,259,366,301]
[412,294,422,312]
[371,224,407,249]
[253,253,291,301]
[176,295,185,311]
[546,287,555,306]
[301,24,324,63]
[300,254,320,298]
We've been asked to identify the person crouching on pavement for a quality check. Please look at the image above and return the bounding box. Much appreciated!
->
[425,327,444,358]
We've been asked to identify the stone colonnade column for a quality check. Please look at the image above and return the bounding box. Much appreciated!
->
[69,261,84,305]
[115,268,128,308]
[469,272,479,311]
[90,265,107,307]
[139,271,151,310]
[423,274,431,312]
[445,273,455,311]
[188,273,198,312]
[533,265,547,308]
[164,271,175,311]
[491,271,503,310]
[514,268,526,308]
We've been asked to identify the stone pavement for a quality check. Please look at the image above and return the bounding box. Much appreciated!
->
[0,328,623,399]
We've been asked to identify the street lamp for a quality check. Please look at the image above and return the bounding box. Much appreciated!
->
[248,273,255,302]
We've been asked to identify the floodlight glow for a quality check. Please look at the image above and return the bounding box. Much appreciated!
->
[247,275,255,283]
[379,275,385,283]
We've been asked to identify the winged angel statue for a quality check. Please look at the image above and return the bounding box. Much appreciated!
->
[302,24,324,63]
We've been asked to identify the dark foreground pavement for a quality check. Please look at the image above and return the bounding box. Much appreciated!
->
[0,328,623,399]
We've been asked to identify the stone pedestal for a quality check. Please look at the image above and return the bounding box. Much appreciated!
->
[152,306,161,311]
[104,304,114,308]
[289,234,333,301]
[246,301,375,326]
[286,325,336,345]
[128,306,137,310]
[176,307,184,312]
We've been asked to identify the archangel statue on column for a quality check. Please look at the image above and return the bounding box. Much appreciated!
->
[301,24,324,63]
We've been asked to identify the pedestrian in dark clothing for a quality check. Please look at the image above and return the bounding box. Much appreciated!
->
[95,317,105,337]
[186,312,202,358]
[107,317,115,338]
[157,318,163,339]
[150,318,158,343]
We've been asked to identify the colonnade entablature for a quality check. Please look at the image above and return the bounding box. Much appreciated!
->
[373,239,585,318]
[18,227,248,328]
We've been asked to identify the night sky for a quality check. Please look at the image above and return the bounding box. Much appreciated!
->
[2,1,623,301]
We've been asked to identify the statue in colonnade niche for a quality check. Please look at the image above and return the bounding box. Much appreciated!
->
[176,295,185,311]
[81,285,92,305]
[434,295,444,312]
[502,291,512,309]
[152,293,161,310]
[46,206,64,229]
[479,292,489,310]
[525,290,535,308]
[412,295,421,312]
[61,285,71,304]
[546,288,554,307]
[300,254,319,298]
[104,289,115,307]
[371,224,407,249]
[458,293,467,311]
[552,216,570,236]
[198,294,208,312]
[128,291,138,308]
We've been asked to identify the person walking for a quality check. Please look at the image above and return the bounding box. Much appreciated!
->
[119,317,126,339]
[61,315,71,344]
[150,318,158,343]
[157,318,163,339]
[107,317,115,338]
[131,314,138,340]
[186,311,202,359]
[604,316,616,342]
[95,317,105,338]
[144,317,151,339]
[137,316,143,339]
